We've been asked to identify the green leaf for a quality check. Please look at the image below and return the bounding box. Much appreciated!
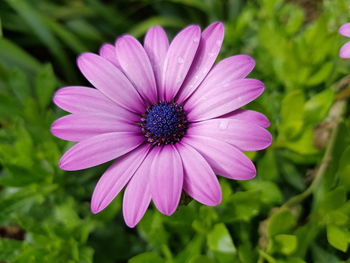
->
[267,210,296,237]
[5,0,73,80]
[242,180,282,205]
[321,187,346,212]
[337,146,350,190]
[237,243,257,263]
[0,38,41,73]
[279,90,305,139]
[138,212,168,250]
[0,93,22,120]
[0,238,24,262]
[283,258,306,263]
[311,244,342,263]
[273,234,297,255]
[129,252,163,263]
[207,224,236,254]
[189,255,216,263]
[175,235,204,263]
[306,62,333,86]
[0,188,41,222]
[257,150,279,181]
[326,210,348,226]
[129,16,186,38]
[35,64,57,109]
[0,16,2,37]
[326,225,349,252]
[221,191,261,222]
[8,68,31,104]
[304,88,335,125]
[43,17,88,53]
[207,223,237,263]
[284,127,319,155]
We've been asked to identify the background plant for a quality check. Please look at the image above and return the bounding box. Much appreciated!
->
[0,0,349,262]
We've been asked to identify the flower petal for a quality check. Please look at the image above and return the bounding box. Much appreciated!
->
[59,132,144,171]
[176,22,224,103]
[53,86,138,122]
[162,25,201,101]
[91,144,150,214]
[220,109,270,128]
[182,135,256,180]
[176,143,221,206]
[77,52,145,113]
[123,148,155,228]
[144,26,169,93]
[188,119,272,151]
[195,54,255,90]
[116,35,158,103]
[150,145,183,215]
[186,54,255,102]
[99,43,120,68]
[339,23,350,37]
[186,78,264,121]
[51,113,140,142]
[340,41,350,58]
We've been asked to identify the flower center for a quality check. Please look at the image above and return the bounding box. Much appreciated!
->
[140,102,188,145]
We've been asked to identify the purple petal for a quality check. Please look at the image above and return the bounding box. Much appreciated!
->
[186,78,264,121]
[51,113,140,142]
[150,145,183,216]
[182,135,256,180]
[176,143,222,206]
[144,26,169,94]
[116,35,158,103]
[187,119,272,151]
[340,41,350,58]
[186,54,255,100]
[91,144,150,214]
[99,43,120,68]
[53,86,138,122]
[77,52,145,113]
[162,25,201,101]
[339,23,350,37]
[220,109,270,128]
[59,132,144,171]
[176,22,224,103]
[123,148,155,227]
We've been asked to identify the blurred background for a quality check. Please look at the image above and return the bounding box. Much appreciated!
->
[0,0,349,262]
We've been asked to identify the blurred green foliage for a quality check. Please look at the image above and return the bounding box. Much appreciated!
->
[0,0,350,262]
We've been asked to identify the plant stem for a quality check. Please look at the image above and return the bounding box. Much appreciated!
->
[258,95,347,263]
[282,99,347,209]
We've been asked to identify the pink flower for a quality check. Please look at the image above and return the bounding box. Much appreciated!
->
[51,22,272,227]
[339,23,350,58]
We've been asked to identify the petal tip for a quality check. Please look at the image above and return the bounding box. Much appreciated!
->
[50,121,59,137]
[161,209,176,216]
[124,219,137,228]
[186,24,201,34]
[262,118,271,128]
[99,43,113,53]
[210,21,224,31]
[339,23,350,37]
[339,42,350,58]
[90,205,101,214]
[340,49,350,58]
[265,131,273,148]
[58,160,67,170]
[155,202,177,216]
[58,156,74,171]
[205,193,222,206]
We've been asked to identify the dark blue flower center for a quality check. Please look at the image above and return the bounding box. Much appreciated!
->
[140,102,188,145]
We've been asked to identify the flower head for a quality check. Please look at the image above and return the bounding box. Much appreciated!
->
[51,22,272,227]
[339,23,350,58]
